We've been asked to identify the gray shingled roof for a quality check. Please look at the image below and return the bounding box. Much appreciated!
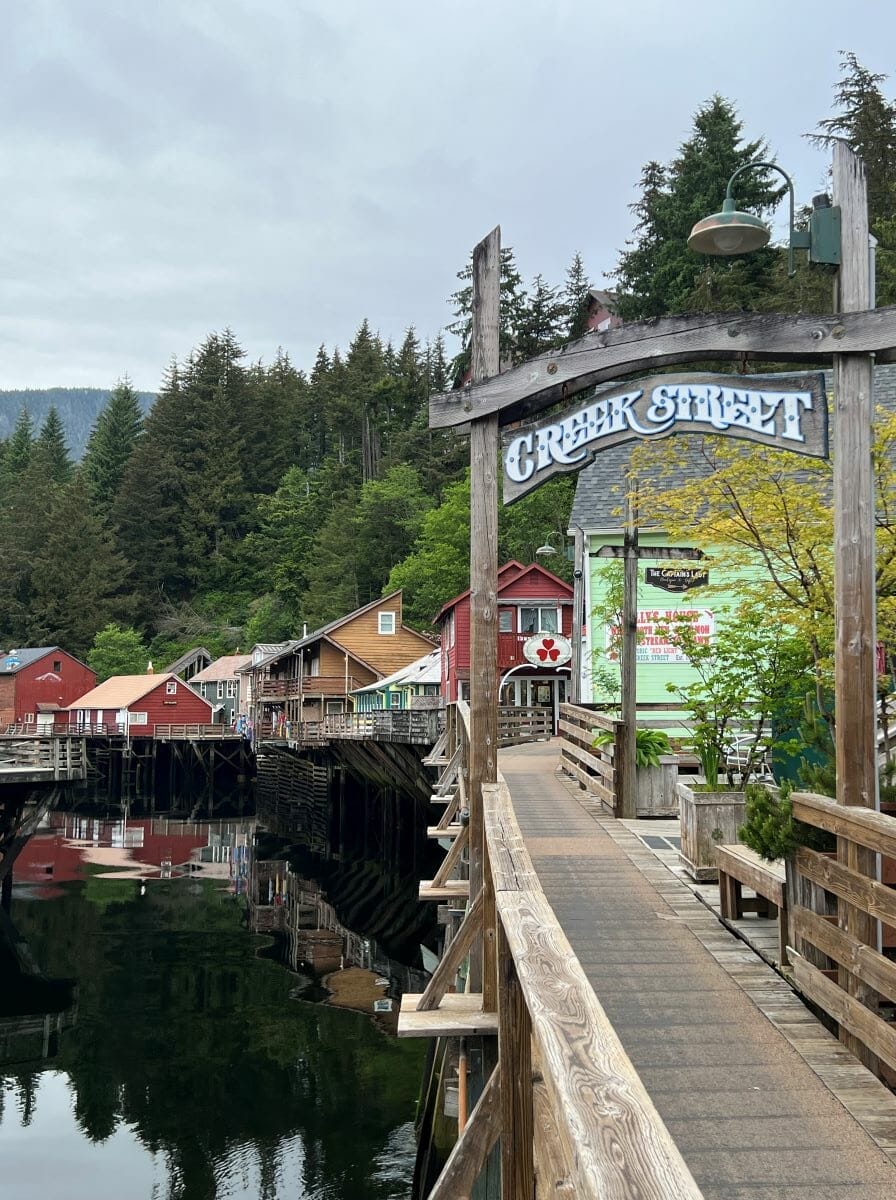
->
[0,647,59,674]
[570,364,896,531]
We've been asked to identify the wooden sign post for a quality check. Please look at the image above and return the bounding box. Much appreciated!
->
[832,142,879,1069]
[468,227,500,1005]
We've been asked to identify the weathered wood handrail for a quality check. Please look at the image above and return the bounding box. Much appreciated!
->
[416,700,704,1199]
[788,790,896,1077]
[480,779,703,1199]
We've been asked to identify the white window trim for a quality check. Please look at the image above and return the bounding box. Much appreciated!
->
[217,681,225,700]
[378,611,396,635]
[226,680,237,698]
[166,680,177,695]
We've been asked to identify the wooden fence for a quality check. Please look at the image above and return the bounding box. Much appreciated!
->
[556,702,625,816]
[787,791,896,1077]
[406,702,705,1199]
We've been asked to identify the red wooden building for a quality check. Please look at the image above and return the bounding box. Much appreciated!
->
[438,561,574,728]
[66,672,213,735]
[0,646,96,730]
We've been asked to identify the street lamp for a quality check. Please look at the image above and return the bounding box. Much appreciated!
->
[535,542,557,557]
[687,161,841,276]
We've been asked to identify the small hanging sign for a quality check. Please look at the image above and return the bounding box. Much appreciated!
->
[645,566,709,592]
[503,371,828,503]
[522,633,572,667]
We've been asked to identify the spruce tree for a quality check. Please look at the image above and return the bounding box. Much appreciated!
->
[34,406,73,483]
[4,408,35,480]
[82,377,145,513]
[27,476,135,654]
[811,52,896,304]
[615,96,784,319]
[563,252,592,340]
[516,274,566,359]
[447,246,529,377]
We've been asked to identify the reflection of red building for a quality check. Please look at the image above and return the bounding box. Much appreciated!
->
[0,646,96,729]
[14,815,249,890]
[438,561,574,727]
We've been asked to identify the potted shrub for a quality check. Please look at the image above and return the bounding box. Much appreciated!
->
[593,728,678,817]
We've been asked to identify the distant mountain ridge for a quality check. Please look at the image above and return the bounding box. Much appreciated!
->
[0,387,156,459]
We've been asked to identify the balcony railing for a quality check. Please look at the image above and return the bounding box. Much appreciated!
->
[257,675,366,700]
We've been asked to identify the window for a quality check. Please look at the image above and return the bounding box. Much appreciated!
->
[166,681,177,695]
[129,712,148,726]
[378,611,396,635]
[325,700,345,714]
[424,684,439,696]
[217,682,225,700]
[519,606,559,634]
[498,609,513,633]
[389,691,402,708]
[226,680,237,698]
[53,660,61,672]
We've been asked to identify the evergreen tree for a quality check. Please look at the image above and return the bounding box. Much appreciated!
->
[113,333,250,613]
[516,274,567,359]
[563,252,592,341]
[26,476,135,654]
[447,247,529,378]
[811,52,896,304]
[82,378,145,513]
[3,408,35,482]
[614,96,785,319]
[34,406,73,483]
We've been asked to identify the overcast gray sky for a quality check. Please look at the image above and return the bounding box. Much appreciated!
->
[1,1,893,391]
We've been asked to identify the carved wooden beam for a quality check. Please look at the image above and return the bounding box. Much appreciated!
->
[429,306,896,429]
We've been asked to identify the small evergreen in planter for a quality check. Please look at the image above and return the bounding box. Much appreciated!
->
[738,781,835,861]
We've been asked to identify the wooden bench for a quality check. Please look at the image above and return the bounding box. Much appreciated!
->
[715,843,788,966]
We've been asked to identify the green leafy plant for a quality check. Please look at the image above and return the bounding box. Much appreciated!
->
[660,605,812,789]
[592,727,671,769]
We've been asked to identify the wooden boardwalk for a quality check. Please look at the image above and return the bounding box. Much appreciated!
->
[501,740,896,1200]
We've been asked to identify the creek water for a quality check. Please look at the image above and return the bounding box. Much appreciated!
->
[0,804,433,1200]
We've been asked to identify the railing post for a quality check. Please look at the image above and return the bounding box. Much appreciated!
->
[497,918,533,1199]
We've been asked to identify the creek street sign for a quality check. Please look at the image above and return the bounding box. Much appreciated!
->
[502,371,828,502]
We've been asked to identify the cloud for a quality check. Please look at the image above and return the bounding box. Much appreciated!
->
[0,1,892,388]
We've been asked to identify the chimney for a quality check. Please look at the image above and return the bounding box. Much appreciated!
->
[147,661,154,675]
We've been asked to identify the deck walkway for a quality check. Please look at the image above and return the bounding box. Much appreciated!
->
[500,740,896,1200]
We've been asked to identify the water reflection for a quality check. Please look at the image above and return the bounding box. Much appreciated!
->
[0,815,425,1200]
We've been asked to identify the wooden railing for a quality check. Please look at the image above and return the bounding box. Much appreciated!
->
[496,705,552,745]
[786,791,896,1076]
[153,724,244,740]
[0,735,87,781]
[257,675,366,700]
[289,709,444,745]
[409,703,704,1199]
[557,701,625,815]
[6,722,119,737]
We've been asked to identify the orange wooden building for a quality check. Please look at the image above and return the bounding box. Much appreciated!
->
[241,591,435,732]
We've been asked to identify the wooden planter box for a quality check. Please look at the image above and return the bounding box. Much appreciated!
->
[677,782,746,881]
[635,756,679,818]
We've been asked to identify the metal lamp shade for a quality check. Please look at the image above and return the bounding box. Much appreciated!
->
[687,200,771,257]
